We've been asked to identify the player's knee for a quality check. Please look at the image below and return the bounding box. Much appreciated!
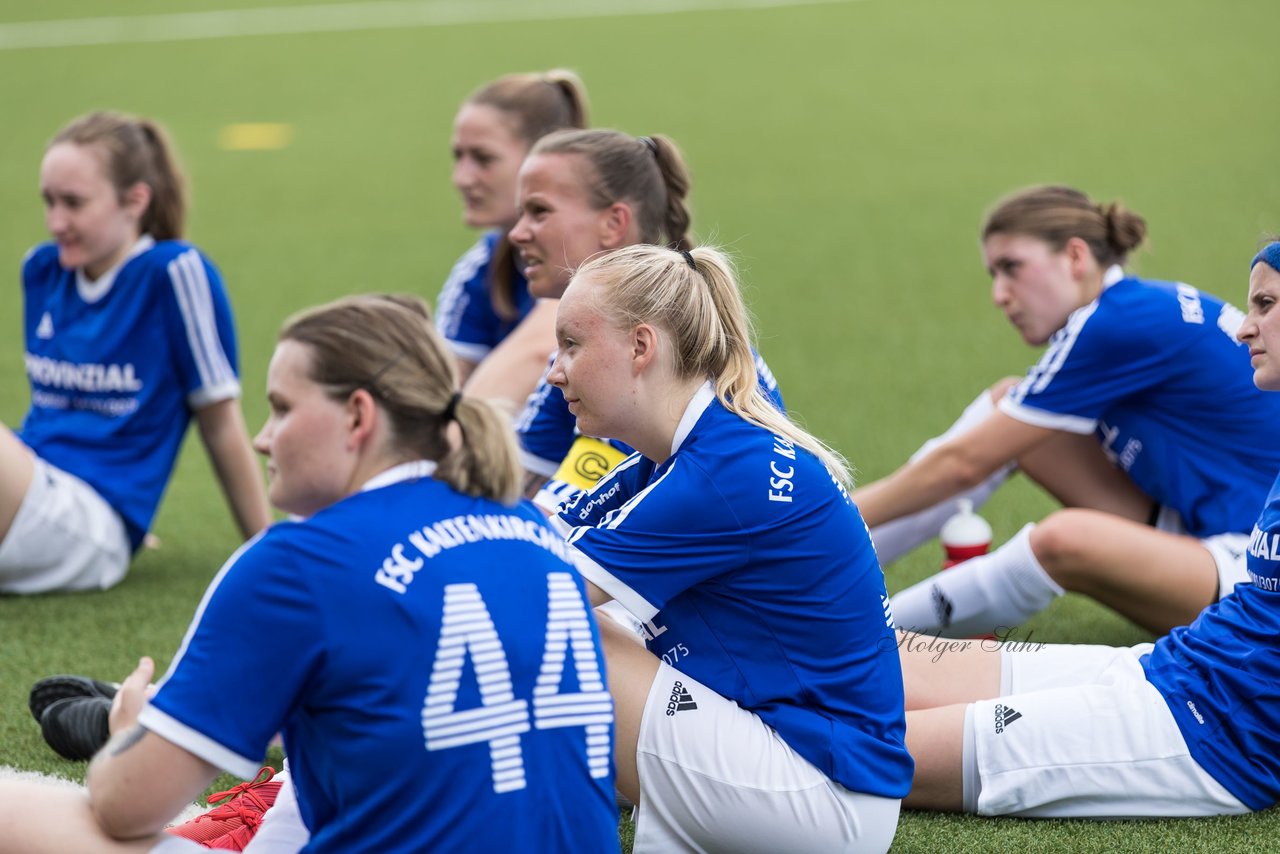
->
[1028,510,1103,587]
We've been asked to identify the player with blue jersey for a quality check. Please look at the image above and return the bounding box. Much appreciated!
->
[0,295,620,853]
[0,112,269,595]
[507,129,786,509]
[855,186,1280,636]
[550,244,911,853]
[900,243,1280,818]
[438,71,590,413]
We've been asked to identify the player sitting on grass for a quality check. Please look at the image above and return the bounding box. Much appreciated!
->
[900,242,1280,819]
[0,294,621,853]
[439,69,590,412]
[853,186,1280,636]
[0,111,270,595]
[549,244,910,853]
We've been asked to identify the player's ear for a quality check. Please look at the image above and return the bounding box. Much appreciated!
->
[121,181,151,222]
[598,203,633,250]
[1063,236,1093,278]
[631,323,658,372]
[346,388,378,450]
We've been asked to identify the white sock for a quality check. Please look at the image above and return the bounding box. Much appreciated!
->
[889,524,1063,637]
[870,390,1015,565]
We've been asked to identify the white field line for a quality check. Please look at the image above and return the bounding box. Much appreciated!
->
[0,0,865,51]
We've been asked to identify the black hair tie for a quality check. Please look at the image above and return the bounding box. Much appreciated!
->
[680,249,697,271]
[639,136,658,156]
[441,391,462,423]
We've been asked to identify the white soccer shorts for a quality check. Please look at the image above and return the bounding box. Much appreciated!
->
[634,662,900,854]
[0,455,130,593]
[966,643,1249,818]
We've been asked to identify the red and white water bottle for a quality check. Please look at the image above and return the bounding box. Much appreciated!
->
[940,499,992,569]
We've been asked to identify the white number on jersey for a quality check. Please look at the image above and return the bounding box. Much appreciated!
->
[421,573,612,792]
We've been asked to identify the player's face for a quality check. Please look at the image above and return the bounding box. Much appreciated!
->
[254,340,357,518]
[983,233,1084,346]
[40,142,145,280]
[1239,262,1280,392]
[510,153,616,299]
[451,104,529,230]
[548,275,639,442]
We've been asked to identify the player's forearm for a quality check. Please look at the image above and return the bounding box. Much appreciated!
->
[197,400,272,538]
[853,444,992,528]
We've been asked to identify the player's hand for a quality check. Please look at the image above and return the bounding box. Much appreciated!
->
[108,656,156,735]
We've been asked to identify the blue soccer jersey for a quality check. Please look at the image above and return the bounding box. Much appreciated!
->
[555,385,913,799]
[18,238,240,550]
[1141,471,1280,811]
[517,348,786,477]
[141,463,620,853]
[435,231,536,364]
[999,266,1280,537]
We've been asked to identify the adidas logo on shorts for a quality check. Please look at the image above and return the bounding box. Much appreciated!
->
[993,703,1022,734]
[665,680,698,717]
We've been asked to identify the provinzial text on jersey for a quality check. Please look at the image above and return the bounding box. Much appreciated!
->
[25,353,142,393]
[375,513,574,594]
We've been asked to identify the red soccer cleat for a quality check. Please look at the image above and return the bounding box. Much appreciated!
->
[166,766,281,851]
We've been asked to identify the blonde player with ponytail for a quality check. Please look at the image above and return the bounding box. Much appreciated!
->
[550,245,910,854]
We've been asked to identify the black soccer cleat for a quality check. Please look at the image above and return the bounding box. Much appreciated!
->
[39,696,112,761]
[28,675,119,723]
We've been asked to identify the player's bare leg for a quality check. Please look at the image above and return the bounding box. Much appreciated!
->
[0,425,37,540]
[1031,510,1219,633]
[594,615,661,806]
[898,635,999,812]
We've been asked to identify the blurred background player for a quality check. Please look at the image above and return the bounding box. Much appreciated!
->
[899,241,1280,820]
[0,111,270,595]
[0,294,620,853]
[508,129,782,507]
[552,244,911,854]
[438,70,589,414]
[853,185,1280,636]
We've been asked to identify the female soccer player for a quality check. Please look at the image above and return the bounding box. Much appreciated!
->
[551,244,911,853]
[0,111,270,594]
[508,129,782,503]
[438,70,589,410]
[900,243,1280,819]
[0,295,620,853]
[856,186,1280,636]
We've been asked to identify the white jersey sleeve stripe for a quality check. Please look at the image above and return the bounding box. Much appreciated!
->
[997,396,1097,434]
[447,340,492,363]
[436,239,488,339]
[137,705,261,780]
[563,458,678,549]
[169,250,236,394]
[566,543,658,622]
[1010,301,1098,403]
[181,250,237,389]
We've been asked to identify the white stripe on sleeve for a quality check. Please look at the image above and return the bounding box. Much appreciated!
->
[168,250,237,396]
[138,705,262,780]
